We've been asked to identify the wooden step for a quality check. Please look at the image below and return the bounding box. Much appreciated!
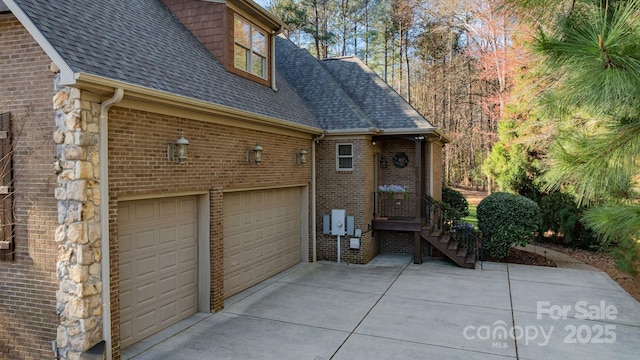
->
[456,247,467,257]
[438,234,449,244]
[419,230,475,269]
[447,240,458,251]
[466,251,476,264]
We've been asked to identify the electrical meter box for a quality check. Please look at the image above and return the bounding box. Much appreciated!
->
[331,209,346,236]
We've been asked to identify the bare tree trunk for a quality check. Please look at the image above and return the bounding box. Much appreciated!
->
[322,0,329,58]
[313,1,321,58]
[398,25,403,96]
[390,33,395,88]
[353,21,358,56]
[364,0,369,64]
[384,27,389,82]
[341,0,349,56]
[405,29,411,104]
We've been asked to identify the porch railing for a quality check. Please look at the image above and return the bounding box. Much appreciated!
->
[450,223,482,262]
[423,197,443,231]
[374,193,483,262]
[374,192,418,219]
[423,196,482,261]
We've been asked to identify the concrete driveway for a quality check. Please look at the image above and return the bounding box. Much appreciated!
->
[124,254,640,360]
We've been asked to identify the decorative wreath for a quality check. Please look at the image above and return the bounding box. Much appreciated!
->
[392,152,409,168]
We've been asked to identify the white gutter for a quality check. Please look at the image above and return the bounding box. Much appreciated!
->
[374,128,451,143]
[74,73,322,136]
[311,131,326,262]
[99,88,124,360]
[324,127,381,136]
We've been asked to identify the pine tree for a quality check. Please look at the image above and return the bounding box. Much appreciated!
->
[521,0,640,272]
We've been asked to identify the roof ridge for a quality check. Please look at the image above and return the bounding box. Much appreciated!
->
[277,38,376,130]
[320,55,436,130]
[322,55,356,61]
[313,57,377,129]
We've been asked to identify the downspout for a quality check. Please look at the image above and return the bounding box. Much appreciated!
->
[311,131,326,262]
[271,26,283,91]
[99,88,124,360]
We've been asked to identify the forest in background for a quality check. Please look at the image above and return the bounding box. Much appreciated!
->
[265,0,640,273]
[264,0,520,190]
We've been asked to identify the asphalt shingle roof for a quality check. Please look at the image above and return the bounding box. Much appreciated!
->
[275,37,375,131]
[8,0,436,134]
[11,0,319,129]
[320,56,435,131]
[275,37,435,132]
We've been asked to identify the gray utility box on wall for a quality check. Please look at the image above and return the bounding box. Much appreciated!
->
[322,213,355,236]
[331,209,345,236]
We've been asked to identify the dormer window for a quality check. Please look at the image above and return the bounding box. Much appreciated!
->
[234,15,268,79]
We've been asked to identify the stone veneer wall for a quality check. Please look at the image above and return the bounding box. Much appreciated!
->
[52,85,103,359]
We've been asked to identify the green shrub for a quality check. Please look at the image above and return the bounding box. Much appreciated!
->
[477,192,542,259]
[442,187,469,221]
[537,191,598,249]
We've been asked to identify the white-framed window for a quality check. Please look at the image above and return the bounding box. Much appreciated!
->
[234,15,268,79]
[336,143,354,171]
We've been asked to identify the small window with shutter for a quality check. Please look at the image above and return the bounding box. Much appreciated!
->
[0,112,13,261]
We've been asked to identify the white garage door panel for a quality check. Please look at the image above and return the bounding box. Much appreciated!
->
[224,188,302,298]
[119,196,198,348]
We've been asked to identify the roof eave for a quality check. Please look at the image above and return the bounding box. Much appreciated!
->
[377,128,451,143]
[75,72,323,135]
[324,128,381,136]
[4,0,76,85]
[233,0,286,32]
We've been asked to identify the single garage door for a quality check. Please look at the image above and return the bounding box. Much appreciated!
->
[224,187,302,297]
[119,196,198,348]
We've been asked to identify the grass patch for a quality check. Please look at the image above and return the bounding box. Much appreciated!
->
[462,204,478,228]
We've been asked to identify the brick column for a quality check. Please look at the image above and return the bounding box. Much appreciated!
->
[52,81,103,359]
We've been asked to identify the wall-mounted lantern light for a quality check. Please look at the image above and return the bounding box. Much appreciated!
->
[167,131,189,164]
[380,156,388,168]
[247,143,263,166]
[294,148,308,165]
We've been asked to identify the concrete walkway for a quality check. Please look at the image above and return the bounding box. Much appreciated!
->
[124,255,640,360]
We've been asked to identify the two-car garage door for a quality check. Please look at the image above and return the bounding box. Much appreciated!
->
[118,187,303,347]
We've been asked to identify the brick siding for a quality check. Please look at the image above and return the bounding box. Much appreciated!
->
[380,231,448,260]
[0,16,59,360]
[105,107,313,357]
[315,137,379,264]
[379,140,417,195]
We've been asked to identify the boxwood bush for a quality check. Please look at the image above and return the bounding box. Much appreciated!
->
[477,192,542,259]
[442,187,469,221]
